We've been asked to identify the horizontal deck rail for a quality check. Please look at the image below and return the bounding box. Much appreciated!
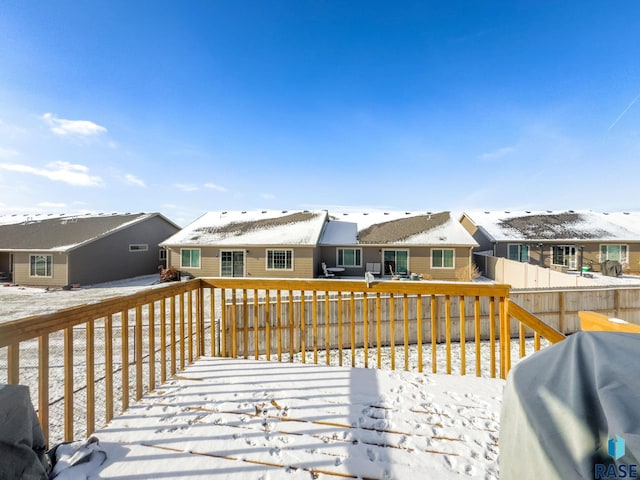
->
[0,277,564,448]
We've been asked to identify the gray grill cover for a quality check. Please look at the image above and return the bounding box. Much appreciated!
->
[0,384,50,480]
[500,332,640,479]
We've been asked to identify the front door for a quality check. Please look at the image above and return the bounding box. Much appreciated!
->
[221,251,245,277]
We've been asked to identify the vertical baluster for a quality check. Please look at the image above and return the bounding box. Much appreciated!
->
[105,315,114,423]
[519,323,526,358]
[431,295,438,374]
[489,297,496,378]
[210,287,217,357]
[170,297,177,376]
[417,295,423,373]
[188,290,193,363]
[534,331,541,351]
[338,292,343,366]
[403,294,409,371]
[64,326,74,441]
[276,290,282,362]
[349,292,358,368]
[231,289,237,358]
[265,289,271,361]
[220,288,227,358]
[376,293,382,369]
[474,296,481,377]
[39,334,49,445]
[7,344,18,384]
[135,305,143,400]
[179,293,185,370]
[243,289,249,359]
[122,310,129,411]
[325,291,330,365]
[363,292,369,369]
[390,294,395,370]
[300,291,306,363]
[289,290,294,362]
[254,289,259,360]
[86,319,95,436]
[149,303,156,391]
[160,299,167,384]
[312,290,318,364]
[445,295,451,374]
[459,296,466,376]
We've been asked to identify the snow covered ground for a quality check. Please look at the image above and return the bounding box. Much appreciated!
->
[69,357,505,480]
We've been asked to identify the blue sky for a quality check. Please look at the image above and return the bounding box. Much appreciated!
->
[1,1,639,226]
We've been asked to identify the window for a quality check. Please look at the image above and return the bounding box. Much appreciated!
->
[337,248,362,267]
[508,244,529,262]
[159,248,167,262]
[267,249,293,270]
[180,249,201,268]
[383,250,409,275]
[129,244,148,252]
[551,245,577,269]
[600,244,628,263]
[432,249,454,269]
[221,251,244,277]
[30,254,52,277]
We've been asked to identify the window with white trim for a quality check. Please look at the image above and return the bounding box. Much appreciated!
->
[266,249,293,270]
[600,244,628,263]
[180,248,201,268]
[337,248,362,267]
[129,244,148,252]
[507,244,529,262]
[159,248,166,262]
[30,254,53,277]
[432,249,455,269]
[551,245,577,269]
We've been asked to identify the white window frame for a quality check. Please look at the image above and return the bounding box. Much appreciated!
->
[29,254,53,278]
[180,248,201,269]
[507,244,530,262]
[266,249,294,271]
[599,244,628,263]
[129,243,149,252]
[337,247,362,268]
[431,248,455,269]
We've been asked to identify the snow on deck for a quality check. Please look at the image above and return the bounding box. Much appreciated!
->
[90,357,503,479]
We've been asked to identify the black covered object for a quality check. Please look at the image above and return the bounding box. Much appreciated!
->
[500,332,640,479]
[0,384,51,480]
[600,260,622,277]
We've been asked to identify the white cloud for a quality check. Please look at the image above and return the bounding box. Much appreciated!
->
[479,146,516,160]
[38,202,67,208]
[0,147,19,158]
[0,161,102,186]
[125,173,146,187]
[261,193,276,200]
[174,183,199,192]
[41,113,107,136]
[204,182,228,192]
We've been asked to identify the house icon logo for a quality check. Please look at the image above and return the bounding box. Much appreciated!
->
[609,435,625,461]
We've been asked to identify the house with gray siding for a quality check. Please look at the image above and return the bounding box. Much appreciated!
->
[0,213,179,287]
[460,210,640,274]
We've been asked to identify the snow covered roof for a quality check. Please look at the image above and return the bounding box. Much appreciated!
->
[0,213,171,252]
[161,210,329,247]
[346,211,478,246]
[463,210,640,242]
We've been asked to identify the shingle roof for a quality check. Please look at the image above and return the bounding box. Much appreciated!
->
[0,213,161,251]
[463,210,640,242]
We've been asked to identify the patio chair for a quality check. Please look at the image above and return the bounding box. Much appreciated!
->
[321,262,335,278]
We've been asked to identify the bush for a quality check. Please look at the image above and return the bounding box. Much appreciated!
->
[455,263,482,282]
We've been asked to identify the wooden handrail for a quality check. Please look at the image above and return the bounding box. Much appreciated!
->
[507,299,565,344]
[578,310,640,333]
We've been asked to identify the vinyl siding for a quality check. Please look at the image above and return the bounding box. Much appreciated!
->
[13,251,69,287]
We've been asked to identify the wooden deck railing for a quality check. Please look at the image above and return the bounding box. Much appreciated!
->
[0,277,564,447]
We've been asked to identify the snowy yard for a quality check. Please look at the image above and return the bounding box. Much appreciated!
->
[76,357,504,480]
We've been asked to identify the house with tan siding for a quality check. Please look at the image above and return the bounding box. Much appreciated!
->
[160,210,328,279]
[460,210,640,274]
[319,211,479,281]
[0,213,179,287]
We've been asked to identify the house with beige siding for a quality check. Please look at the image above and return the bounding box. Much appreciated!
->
[319,211,479,281]
[460,210,640,274]
[0,213,180,287]
[160,210,328,279]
